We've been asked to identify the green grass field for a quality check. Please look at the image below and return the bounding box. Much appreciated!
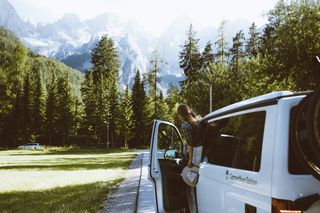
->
[0,148,137,213]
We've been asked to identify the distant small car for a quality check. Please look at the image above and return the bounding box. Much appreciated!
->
[18,143,43,150]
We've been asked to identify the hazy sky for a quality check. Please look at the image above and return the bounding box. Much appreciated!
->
[9,0,278,36]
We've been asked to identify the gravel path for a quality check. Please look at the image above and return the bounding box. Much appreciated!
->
[98,152,143,213]
[137,152,155,213]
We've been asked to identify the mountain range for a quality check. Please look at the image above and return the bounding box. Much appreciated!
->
[1,0,253,91]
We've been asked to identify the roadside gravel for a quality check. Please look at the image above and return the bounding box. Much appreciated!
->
[98,152,143,213]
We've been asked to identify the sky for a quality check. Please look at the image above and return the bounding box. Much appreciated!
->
[9,0,279,36]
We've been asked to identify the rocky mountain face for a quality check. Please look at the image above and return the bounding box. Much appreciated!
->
[1,0,251,91]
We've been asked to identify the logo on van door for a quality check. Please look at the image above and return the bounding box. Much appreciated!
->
[225,170,258,185]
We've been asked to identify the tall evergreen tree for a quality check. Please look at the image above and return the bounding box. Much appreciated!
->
[201,41,214,69]
[3,42,27,146]
[179,24,202,82]
[245,22,260,58]
[56,76,74,145]
[0,67,11,144]
[131,70,147,148]
[215,21,228,63]
[119,86,134,148]
[154,91,170,121]
[81,71,96,137]
[72,97,82,137]
[31,65,45,137]
[45,74,57,146]
[146,49,162,119]
[89,35,120,146]
[229,30,245,72]
[108,77,120,148]
[165,84,182,124]
[21,70,33,143]
[10,43,27,92]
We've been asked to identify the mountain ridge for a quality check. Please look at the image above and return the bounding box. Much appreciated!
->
[1,0,253,91]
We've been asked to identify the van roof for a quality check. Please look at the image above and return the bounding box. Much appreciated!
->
[203,91,311,121]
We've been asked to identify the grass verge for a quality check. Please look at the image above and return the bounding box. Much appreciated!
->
[0,148,138,212]
[0,179,123,213]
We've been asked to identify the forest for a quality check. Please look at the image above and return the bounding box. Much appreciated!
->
[0,0,319,148]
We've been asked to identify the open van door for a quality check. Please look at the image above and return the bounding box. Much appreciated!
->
[149,120,188,213]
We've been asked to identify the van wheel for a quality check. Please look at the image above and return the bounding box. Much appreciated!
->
[306,86,320,162]
[293,94,320,181]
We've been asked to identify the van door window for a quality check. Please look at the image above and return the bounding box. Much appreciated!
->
[289,107,310,175]
[157,124,184,156]
[207,111,266,172]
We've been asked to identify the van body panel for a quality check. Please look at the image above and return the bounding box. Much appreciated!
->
[197,106,276,212]
[198,164,272,213]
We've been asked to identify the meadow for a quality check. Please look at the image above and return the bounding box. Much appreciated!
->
[0,148,137,213]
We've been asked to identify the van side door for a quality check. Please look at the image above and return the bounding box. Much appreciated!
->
[198,107,276,213]
[148,120,187,213]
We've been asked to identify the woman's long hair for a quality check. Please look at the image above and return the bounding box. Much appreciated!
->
[177,104,196,122]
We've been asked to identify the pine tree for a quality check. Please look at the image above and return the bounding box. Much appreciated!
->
[45,74,57,146]
[0,67,11,145]
[179,24,202,82]
[165,84,182,124]
[131,70,147,148]
[154,91,170,121]
[108,77,120,148]
[72,97,82,137]
[3,43,27,146]
[7,84,23,146]
[81,71,96,137]
[229,30,245,72]
[31,66,45,137]
[215,21,228,63]
[245,22,260,58]
[146,49,162,119]
[89,35,120,146]
[56,76,74,145]
[21,70,33,143]
[10,43,27,91]
[119,86,134,148]
[201,41,214,69]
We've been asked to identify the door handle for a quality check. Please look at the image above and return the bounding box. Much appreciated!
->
[153,169,159,176]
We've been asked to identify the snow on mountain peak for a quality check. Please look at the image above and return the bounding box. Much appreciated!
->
[1,0,252,91]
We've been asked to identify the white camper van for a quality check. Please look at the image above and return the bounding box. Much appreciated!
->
[149,89,320,213]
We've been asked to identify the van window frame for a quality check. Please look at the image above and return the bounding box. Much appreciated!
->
[206,109,267,172]
[288,105,310,175]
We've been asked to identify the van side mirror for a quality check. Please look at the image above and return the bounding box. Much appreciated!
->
[164,149,177,160]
